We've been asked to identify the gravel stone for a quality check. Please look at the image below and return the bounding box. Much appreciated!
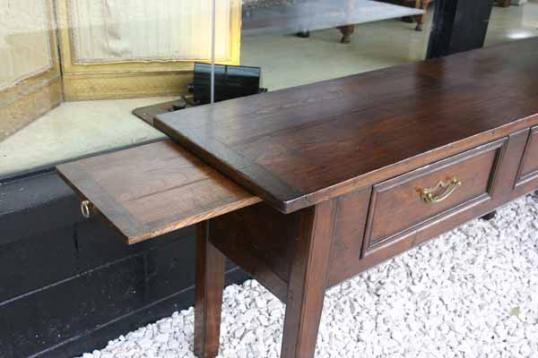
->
[78,195,538,357]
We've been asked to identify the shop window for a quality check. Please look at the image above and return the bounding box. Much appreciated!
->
[1,0,438,177]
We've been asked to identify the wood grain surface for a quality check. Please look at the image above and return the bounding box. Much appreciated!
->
[57,140,260,244]
[156,38,538,213]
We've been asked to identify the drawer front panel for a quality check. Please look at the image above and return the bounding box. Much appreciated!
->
[362,139,506,256]
[516,126,538,186]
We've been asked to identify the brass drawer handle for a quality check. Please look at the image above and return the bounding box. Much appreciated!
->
[420,177,462,204]
[81,200,93,218]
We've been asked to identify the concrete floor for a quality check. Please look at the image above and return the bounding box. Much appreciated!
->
[1,3,537,177]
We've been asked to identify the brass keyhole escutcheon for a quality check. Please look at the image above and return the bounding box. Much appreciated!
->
[80,200,93,219]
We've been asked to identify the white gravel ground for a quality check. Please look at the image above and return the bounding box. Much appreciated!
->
[80,194,538,358]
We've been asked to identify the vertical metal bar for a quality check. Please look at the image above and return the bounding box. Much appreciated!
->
[210,0,216,104]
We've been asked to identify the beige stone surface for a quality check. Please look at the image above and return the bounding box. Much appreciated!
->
[0,98,169,176]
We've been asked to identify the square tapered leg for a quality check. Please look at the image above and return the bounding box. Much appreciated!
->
[194,221,225,358]
[280,201,337,358]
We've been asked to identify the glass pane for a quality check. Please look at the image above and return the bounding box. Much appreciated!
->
[210,0,433,101]
[0,0,219,177]
[0,0,448,177]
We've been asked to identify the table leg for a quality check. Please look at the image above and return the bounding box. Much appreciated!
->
[296,31,311,38]
[280,200,337,358]
[414,0,430,31]
[481,211,497,221]
[338,25,355,44]
[194,221,225,358]
[497,0,512,7]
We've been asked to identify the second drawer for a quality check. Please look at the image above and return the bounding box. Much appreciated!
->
[362,138,507,257]
[515,126,538,187]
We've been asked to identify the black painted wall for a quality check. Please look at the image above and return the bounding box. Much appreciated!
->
[0,170,248,357]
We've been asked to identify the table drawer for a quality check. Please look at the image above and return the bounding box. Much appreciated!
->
[362,139,506,257]
[516,126,538,187]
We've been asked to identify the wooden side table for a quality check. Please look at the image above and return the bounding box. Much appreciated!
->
[58,39,538,358]
[155,39,538,358]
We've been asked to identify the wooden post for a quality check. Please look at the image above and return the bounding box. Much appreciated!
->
[280,200,337,358]
[194,221,226,358]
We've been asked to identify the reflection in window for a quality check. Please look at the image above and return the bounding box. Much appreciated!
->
[486,0,538,46]
[0,0,536,178]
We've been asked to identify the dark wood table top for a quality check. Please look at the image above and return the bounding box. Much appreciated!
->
[156,39,538,213]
